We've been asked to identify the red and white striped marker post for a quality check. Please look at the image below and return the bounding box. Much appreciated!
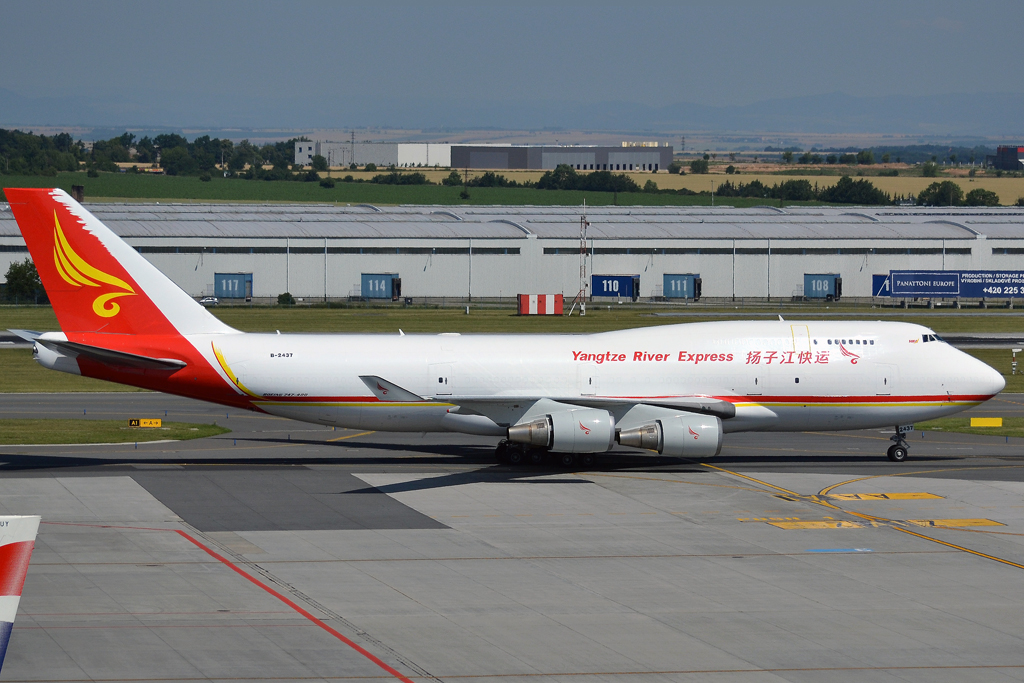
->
[0,516,40,674]
[517,294,563,315]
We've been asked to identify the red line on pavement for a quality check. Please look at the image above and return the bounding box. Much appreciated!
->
[41,521,415,683]
[174,530,415,683]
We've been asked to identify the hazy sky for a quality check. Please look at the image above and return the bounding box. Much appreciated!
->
[2,1,1023,132]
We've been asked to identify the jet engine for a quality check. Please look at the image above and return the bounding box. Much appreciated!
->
[617,414,723,458]
[507,407,616,453]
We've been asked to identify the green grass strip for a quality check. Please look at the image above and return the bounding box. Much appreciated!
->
[0,172,812,207]
[0,419,230,444]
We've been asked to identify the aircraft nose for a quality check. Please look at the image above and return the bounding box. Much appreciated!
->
[963,353,1005,397]
[981,361,1006,396]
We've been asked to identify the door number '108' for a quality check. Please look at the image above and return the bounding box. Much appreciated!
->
[270,353,293,358]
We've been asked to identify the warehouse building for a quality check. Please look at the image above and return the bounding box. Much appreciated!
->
[294,142,672,172]
[988,145,1024,171]
[450,143,673,172]
[294,141,452,168]
[2,203,1023,303]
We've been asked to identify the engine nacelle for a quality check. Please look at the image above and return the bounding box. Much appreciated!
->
[617,414,723,458]
[507,407,616,453]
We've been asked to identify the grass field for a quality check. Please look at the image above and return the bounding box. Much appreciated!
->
[0,172,796,207]
[916,416,1024,438]
[663,173,1024,203]
[4,169,1022,206]
[0,419,229,444]
[2,304,1023,392]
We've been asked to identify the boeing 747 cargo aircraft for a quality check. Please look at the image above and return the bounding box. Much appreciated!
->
[5,188,1004,464]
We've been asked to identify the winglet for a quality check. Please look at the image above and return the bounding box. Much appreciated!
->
[0,515,40,675]
[359,376,426,402]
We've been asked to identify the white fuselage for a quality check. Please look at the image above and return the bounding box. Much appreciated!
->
[207,320,1004,436]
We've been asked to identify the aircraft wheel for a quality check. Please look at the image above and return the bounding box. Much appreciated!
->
[508,447,525,465]
[559,453,576,467]
[887,444,908,462]
[580,453,596,467]
[529,449,546,465]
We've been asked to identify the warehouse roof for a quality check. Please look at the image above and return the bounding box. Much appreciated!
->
[2,203,1024,241]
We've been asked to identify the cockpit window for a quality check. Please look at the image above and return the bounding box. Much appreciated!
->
[921,334,944,343]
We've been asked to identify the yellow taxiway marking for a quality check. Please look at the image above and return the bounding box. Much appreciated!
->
[769,521,863,529]
[893,526,1024,570]
[702,463,800,497]
[700,462,1024,572]
[326,430,375,442]
[906,518,1005,528]
[828,492,943,501]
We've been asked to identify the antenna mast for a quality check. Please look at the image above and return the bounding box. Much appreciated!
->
[568,200,590,316]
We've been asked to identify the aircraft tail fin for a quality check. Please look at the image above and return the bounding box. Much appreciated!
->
[4,188,233,337]
[0,515,40,674]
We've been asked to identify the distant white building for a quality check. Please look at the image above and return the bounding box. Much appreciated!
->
[294,141,452,168]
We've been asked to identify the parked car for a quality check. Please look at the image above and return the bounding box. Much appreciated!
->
[198,296,219,306]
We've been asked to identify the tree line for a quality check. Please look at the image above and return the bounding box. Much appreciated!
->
[0,127,308,177]
[765,144,994,166]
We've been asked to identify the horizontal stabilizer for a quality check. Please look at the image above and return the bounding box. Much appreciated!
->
[6,329,43,343]
[359,376,427,402]
[39,340,187,371]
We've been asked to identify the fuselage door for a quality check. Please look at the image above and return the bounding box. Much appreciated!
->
[875,364,895,395]
[429,363,453,396]
[791,325,811,352]
[747,372,768,396]
[579,363,598,396]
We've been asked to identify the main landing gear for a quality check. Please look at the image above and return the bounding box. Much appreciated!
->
[887,427,909,462]
[495,440,596,468]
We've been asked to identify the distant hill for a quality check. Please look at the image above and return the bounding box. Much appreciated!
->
[2,88,1023,137]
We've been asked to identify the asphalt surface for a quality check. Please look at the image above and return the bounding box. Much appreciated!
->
[2,392,1024,682]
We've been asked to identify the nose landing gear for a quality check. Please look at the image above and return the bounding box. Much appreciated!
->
[887,427,910,462]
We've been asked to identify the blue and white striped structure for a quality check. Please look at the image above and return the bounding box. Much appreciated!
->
[0,516,40,673]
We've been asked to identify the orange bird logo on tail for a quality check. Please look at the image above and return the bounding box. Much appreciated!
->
[51,212,135,317]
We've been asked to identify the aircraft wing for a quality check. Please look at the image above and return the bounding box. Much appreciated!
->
[359,375,735,424]
[443,395,735,427]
